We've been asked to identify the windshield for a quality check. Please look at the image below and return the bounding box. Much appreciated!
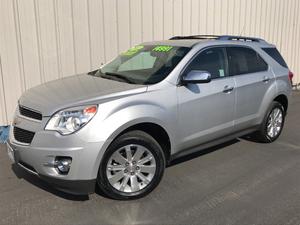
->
[95,45,190,84]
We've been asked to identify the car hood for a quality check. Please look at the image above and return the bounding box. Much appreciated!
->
[19,73,147,116]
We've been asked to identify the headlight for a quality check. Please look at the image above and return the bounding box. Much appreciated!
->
[45,105,97,135]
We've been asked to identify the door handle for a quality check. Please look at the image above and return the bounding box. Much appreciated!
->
[223,85,234,93]
[262,76,270,83]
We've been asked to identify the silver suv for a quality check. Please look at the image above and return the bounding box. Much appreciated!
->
[7,35,292,200]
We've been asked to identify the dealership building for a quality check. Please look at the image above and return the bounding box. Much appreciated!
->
[0,0,299,126]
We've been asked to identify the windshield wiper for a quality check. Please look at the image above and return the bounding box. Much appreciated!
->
[87,69,99,76]
[101,72,135,84]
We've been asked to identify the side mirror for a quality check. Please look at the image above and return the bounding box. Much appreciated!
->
[181,70,211,85]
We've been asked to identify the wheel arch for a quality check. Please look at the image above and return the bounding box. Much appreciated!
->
[258,81,290,125]
[91,118,173,179]
[273,94,288,112]
[117,122,172,164]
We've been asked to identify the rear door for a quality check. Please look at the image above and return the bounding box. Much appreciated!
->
[226,46,273,131]
[177,47,235,150]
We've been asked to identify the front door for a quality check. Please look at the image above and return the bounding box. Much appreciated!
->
[177,47,235,151]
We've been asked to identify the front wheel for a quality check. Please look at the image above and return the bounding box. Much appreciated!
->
[97,130,166,200]
[255,101,285,143]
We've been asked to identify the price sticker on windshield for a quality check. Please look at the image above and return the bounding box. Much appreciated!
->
[121,45,144,56]
[152,45,173,52]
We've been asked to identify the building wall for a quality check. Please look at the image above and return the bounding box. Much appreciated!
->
[0,0,299,125]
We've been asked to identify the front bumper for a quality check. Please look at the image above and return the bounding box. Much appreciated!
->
[7,116,106,195]
[7,138,100,195]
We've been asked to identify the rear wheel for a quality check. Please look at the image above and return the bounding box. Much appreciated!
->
[97,130,165,200]
[255,101,285,143]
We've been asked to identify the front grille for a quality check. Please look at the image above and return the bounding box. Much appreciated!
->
[13,127,35,144]
[19,105,42,121]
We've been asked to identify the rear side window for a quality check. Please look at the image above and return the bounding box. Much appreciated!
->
[227,47,268,76]
[262,48,288,68]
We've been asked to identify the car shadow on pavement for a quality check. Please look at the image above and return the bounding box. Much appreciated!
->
[240,133,264,143]
[169,139,240,167]
[11,164,89,201]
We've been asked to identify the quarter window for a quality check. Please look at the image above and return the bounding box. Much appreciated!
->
[184,47,228,79]
[227,47,268,75]
[262,47,288,68]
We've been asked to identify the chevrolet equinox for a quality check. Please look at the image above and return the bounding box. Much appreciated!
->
[7,35,292,200]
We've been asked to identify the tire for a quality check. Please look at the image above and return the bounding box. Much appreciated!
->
[97,130,166,200]
[254,101,285,143]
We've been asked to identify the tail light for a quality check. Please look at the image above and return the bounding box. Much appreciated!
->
[288,71,294,83]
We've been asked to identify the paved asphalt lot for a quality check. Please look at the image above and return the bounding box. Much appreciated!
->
[1,92,300,225]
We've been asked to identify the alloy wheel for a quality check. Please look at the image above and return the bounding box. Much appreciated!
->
[267,107,283,138]
[106,144,156,193]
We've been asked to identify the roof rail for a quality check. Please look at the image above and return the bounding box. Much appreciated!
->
[169,35,267,44]
[218,35,266,43]
[169,35,220,40]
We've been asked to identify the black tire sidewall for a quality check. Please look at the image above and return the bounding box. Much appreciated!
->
[97,131,165,200]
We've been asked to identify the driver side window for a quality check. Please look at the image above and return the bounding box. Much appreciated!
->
[185,47,228,79]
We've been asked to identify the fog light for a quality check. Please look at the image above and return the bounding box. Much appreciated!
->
[55,157,72,174]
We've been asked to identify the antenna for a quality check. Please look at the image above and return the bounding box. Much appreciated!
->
[239,21,246,37]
